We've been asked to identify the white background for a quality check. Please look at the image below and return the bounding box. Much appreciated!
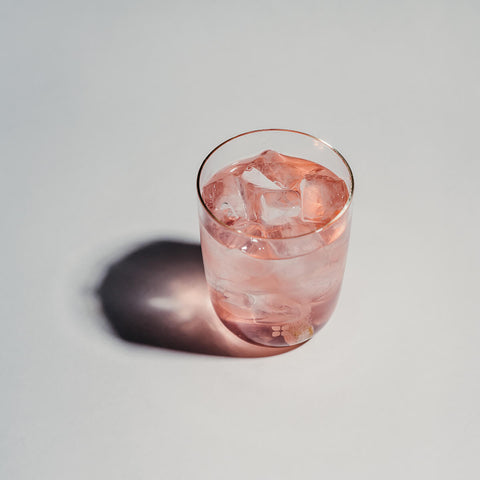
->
[2,1,479,478]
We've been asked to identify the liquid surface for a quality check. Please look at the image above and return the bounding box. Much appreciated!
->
[202,149,349,239]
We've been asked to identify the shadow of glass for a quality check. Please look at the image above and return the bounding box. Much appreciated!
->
[97,240,297,358]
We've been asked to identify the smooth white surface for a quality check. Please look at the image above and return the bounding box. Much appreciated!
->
[2,1,479,478]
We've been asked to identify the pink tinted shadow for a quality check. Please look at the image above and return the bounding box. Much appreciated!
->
[97,240,298,358]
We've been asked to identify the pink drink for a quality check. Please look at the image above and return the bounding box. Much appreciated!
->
[198,133,353,347]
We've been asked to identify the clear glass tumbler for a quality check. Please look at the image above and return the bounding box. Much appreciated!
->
[197,129,354,347]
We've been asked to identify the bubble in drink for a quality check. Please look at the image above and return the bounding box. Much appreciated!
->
[200,149,351,347]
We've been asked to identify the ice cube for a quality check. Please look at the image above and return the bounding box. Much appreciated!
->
[259,190,301,226]
[249,293,314,344]
[250,150,322,189]
[241,165,282,190]
[250,293,311,324]
[238,223,277,258]
[299,171,349,225]
[257,188,319,239]
[238,166,283,222]
[202,175,247,225]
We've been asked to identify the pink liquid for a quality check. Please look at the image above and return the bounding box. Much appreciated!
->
[200,150,351,347]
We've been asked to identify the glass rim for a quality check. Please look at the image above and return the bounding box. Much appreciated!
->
[196,128,354,240]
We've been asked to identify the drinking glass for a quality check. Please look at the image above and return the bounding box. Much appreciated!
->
[197,129,354,347]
